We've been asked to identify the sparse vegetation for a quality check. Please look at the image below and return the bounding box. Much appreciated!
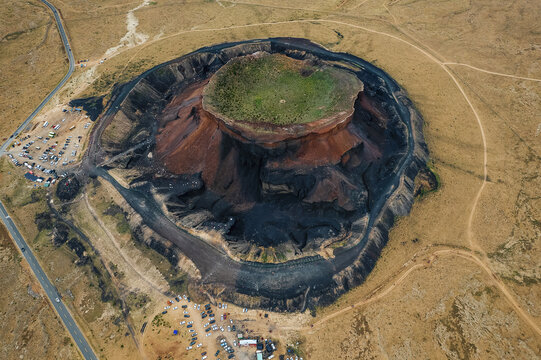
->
[103,203,131,234]
[151,313,170,328]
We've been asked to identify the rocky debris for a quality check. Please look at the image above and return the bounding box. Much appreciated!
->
[414,166,439,197]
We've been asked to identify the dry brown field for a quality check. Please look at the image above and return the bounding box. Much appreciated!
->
[0,0,66,138]
[0,222,80,359]
[0,0,539,359]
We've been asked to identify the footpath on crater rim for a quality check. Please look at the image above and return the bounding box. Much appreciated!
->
[85,38,429,311]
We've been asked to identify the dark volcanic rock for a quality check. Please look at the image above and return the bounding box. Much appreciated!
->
[92,38,429,311]
[56,176,80,202]
[69,96,104,121]
[102,45,405,256]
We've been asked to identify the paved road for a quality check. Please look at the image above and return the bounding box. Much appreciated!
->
[0,203,97,360]
[0,0,75,155]
[0,1,97,359]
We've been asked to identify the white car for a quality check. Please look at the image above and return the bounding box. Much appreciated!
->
[197,343,202,348]
[180,321,186,325]
[186,346,192,350]
[173,306,178,310]
[206,332,212,337]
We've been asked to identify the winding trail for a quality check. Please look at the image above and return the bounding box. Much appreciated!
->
[443,62,541,83]
[296,247,541,336]
[82,194,170,296]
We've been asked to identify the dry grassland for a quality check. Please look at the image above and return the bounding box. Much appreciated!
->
[0,222,81,360]
[0,0,66,137]
[1,0,539,358]
[0,159,145,360]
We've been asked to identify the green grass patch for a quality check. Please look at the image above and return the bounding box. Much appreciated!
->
[204,54,360,126]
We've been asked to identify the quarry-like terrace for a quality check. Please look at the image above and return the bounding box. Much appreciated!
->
[88,38,428,311]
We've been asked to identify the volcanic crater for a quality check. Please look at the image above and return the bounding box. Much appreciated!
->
[92,38,428,310]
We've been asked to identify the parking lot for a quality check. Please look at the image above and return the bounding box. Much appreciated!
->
[152,295,283,360]
[7,105,93,179]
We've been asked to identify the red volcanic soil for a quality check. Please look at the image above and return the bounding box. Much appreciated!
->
[153,69,392,248]
[156,80,251,205]
[156,79,384,187]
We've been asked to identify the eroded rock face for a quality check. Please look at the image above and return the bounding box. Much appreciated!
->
[108,44,405,259]
[93,38,428,310]
[153,77,393,255]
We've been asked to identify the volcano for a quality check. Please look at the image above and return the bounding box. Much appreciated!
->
[92,38,428,310]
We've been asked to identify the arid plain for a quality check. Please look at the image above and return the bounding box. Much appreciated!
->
[0,0,539,359]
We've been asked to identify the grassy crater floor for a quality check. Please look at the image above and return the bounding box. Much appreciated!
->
[204,53,361,126]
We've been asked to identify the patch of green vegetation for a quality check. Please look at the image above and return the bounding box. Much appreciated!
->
[109,261,125,279]
[151,313,170,328]
[168,271,188,294]
[115,214,130,234]
[19,188,46,206]
[275,251,286,261]
[103,203,131,234]
[126,291,150,309]
[205,54,359,125]
[501,271,539,286]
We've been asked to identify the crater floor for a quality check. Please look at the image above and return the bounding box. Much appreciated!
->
[203,52,362,127]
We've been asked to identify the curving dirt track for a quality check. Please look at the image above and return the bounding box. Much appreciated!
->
[82,38,426,310]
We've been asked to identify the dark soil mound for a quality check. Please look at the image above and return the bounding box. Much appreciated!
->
[56,176,80,201]
[69,96,104,121]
